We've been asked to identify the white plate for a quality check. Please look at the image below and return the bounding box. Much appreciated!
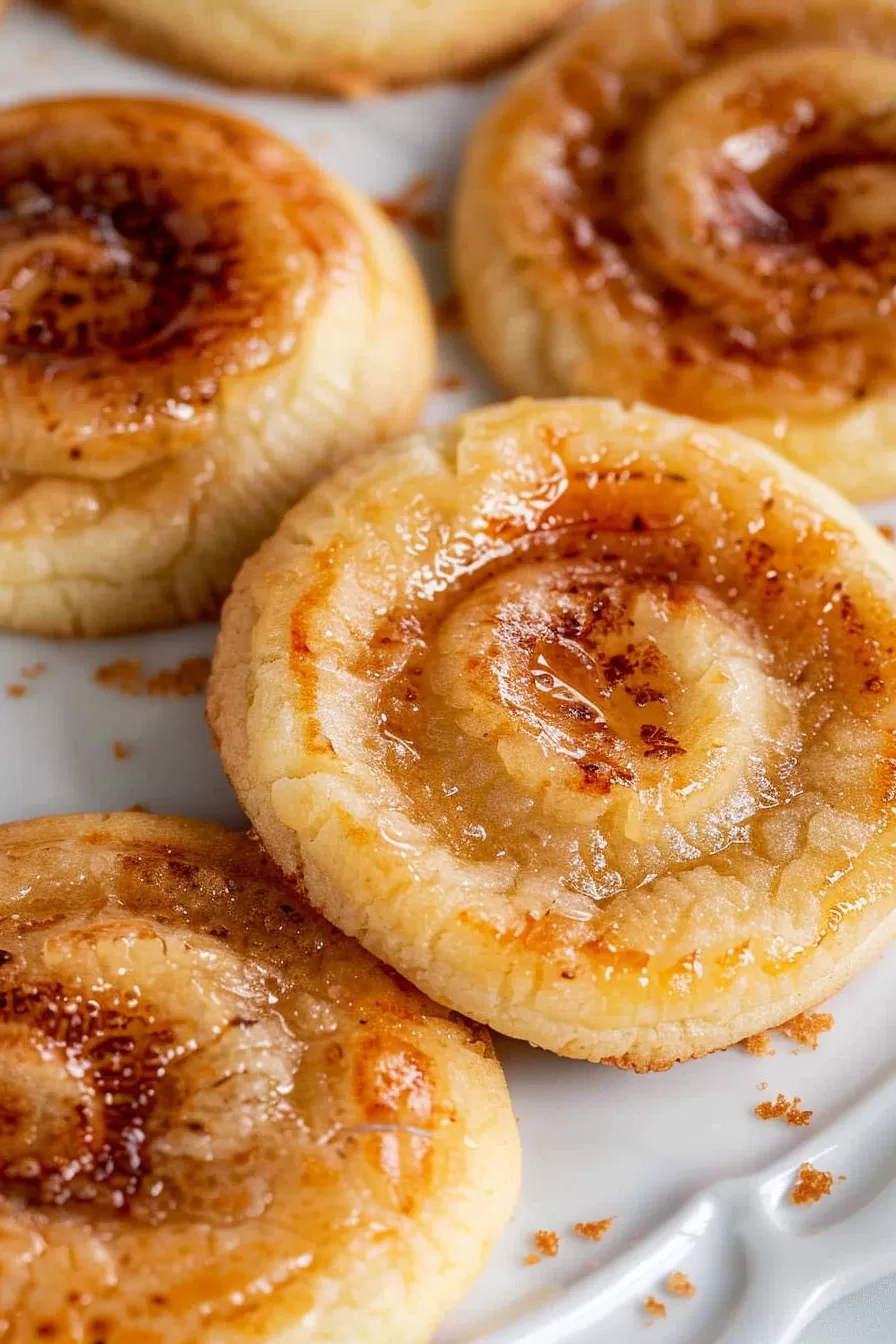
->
[2,8,896,1342]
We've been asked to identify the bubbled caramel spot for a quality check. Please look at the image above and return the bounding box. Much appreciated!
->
[353,1034,434,1128]
[0,979,178,1210]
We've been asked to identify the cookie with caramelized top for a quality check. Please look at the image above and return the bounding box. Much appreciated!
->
[455,0,896,501]
[0,96,433,636]
[210,398,896,1067]
[0,812,519,1342]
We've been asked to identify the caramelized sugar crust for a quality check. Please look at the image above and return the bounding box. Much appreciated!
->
[455,0,896,500]
[0,813,517,1342]
[210,399,896,1066]
[0,97,433,635]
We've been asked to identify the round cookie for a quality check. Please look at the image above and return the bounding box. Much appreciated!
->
[211,398,896,1068]
[455,0,896,501]
[52,0,583,95]
[0,96,433,635]
[0,812,519,1341]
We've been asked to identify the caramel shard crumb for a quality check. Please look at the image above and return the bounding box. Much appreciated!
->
[378,174,441,239]
[95,657,210,697]
[112,740,130,761]
[523,1253,541,1267]
[435,293,462,329]
[780,1012,834,1050]
[754,1093,813,1126]
[879,523,895,542]
[534,1229,559,1258]
[743,1032,775,1056]
[435,373,465,392]
[791,1163,835,1205]
[20,662,46,680]
[5,684,25,698]
[574,1217,614,1243]
[666,1272,696,1298]
[644,1296,666,1319]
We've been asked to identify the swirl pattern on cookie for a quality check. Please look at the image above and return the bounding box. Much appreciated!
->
[210,399,896,1067]
[0,813,518,1342]
[0,96,433,635]
[455,0,896,500]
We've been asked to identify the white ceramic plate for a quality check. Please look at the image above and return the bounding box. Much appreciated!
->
[2,8,896,1342]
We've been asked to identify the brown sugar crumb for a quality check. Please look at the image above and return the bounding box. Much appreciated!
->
[879,523,895,542]
[780,1012,834,1050]
[95,656,210,698]
[666,1272,696,1298]
[574,1217,614,1243]
[20,662,47,680]
[435,373,465,392]
[378,174,441,239]
[435,293,462,329]
[791,1163,835,1205]
[5,683,25,698]
[534,1229,559,1258]
[144,657,211,697]
[94,658,144,695]
[643,1296,667,1320]
[112,740,130,761]
[757,1081,769,1091]
[754,1093,813,1126]
[743,1032,775,1056]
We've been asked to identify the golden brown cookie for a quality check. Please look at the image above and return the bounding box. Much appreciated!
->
[0,812,519,1342]
[52,0,583,94]
[0,96,433,635]
[210,398,896,1068]
[455,0,896,501]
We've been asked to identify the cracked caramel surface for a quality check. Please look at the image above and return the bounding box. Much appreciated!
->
[0,814,518,1342]
[211,399,896,1067]
[456,0,896,501]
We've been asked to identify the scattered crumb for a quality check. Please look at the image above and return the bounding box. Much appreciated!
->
[780,1012,834,1051]
[839,1174,847,1182]
[754,1092,813,1126]
[523,1254,541,1267]
[378,174,441,239]
[144,657,211,697]
[435,373,465,392]
[95,657,211,698]
[574,1217,614,1243]
[757,1081,769,1091]
[94,658,144,695]
[5,684,25,698]
[666,1272,696,1298]
[643,1296,666,1320]
[743,1032,775,1056]
[112,740,130,761]
[791,1163,835,1205]
[435,293,462,329]
[533,1230,559,1258]
[20,662,46,680]
[127,803,149,813]
[879,523,895,542]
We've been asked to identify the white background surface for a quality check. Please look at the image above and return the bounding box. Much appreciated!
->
[2,6,896,1340]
